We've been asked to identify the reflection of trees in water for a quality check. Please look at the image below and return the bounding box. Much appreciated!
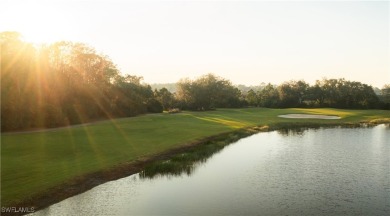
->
[139,160,198,179]
[277,127,320,136]
[276,124,383,136]
[140,124,389,179]
[140,143,226,179]
[140,131,254,179]
[277,127,308,136]
[140,131,255,179]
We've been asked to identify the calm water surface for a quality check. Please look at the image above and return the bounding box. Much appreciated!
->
[33,125,390,216]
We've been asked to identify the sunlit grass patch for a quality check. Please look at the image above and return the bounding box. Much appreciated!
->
[193,116,250,128]
[290,108,355,118]
[368,118,390,124]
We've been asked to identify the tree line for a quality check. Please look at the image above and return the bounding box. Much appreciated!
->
[245,79,386,109]
[1,32,161,131]
[1,32,389,131]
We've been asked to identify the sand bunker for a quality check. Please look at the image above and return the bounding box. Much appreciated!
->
[278,114,341,119]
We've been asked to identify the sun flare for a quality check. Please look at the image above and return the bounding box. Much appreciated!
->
[20,28,69,45]
[3,1,74,44]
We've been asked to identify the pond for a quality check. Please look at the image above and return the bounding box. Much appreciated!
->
[32,125,390,216]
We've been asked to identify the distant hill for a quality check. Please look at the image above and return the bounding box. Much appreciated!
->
[150,83,177,92]
[236,84,267,93]
[150,83,268,94]
[373,87,382,95]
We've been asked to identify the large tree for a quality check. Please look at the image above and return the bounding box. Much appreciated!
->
[176,74,242,110]
[112,75,161,116]
[246,89,258,107]
[380,84,390,109]
[155,87,176,111]
[277,80,309,107]
[258,83,279,108]
[382,84,390,102]
[1,32,38,130]
[313,78,379,108]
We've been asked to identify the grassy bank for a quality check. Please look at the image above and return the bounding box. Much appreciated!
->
[2,108,390,208]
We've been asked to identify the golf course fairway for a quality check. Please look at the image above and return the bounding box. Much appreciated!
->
[2,108,390,209]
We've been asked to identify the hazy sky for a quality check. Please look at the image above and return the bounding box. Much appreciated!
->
[1,0,389,87]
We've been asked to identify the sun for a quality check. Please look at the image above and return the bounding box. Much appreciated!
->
[21,27,68,45]
[1,1,75,44]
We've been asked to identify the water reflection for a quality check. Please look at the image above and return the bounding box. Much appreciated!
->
[276,124,382,137]
[140,142,226,179]
[142,126,329,179]
[140,124,387,179]
[31,124,390,216]
[277,127,314,136]
[140,130,257,179]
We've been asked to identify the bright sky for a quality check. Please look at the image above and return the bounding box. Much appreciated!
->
[1,0,389,87]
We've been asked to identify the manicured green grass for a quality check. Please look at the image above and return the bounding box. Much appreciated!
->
[1,108,389,205]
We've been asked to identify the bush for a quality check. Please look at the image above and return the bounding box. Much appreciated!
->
[146,98,163,113]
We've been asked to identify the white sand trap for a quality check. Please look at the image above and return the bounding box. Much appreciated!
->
[278,114,341,119]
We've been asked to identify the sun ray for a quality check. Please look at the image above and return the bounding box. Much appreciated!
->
[76,84,141,156]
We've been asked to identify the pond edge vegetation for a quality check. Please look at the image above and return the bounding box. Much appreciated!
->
[6,118,390,215]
